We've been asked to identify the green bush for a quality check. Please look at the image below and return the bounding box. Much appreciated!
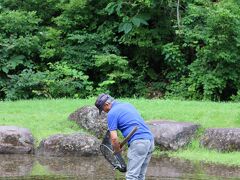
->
[170,0,240,101]
[94,54,135,97]
[46,62,93,98]
[3,62,93,100]
[4,69,47,100]
[0,10,41,74]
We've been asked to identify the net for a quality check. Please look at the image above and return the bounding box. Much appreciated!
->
[100,130,127,172]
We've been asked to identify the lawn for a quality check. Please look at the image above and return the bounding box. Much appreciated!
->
[0,98,239,166]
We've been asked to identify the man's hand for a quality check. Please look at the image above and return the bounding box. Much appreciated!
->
[110,130,122,153]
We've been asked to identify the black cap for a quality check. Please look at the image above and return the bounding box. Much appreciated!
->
[95,93,111,115]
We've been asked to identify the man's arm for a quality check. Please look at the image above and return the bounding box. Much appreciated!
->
[110,130,121,152]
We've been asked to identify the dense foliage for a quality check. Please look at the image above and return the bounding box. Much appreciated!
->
[0,0,239,101]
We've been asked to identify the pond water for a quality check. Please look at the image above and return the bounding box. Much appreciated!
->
[0,154,239,180]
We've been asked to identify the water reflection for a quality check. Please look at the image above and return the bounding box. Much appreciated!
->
[0,155,239,179]
[37,156,115,179]
[147,157,197,179]
[0,155,34,177]
[148,157,240,179]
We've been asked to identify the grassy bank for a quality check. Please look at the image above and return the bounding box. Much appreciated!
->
[0,98,240,166]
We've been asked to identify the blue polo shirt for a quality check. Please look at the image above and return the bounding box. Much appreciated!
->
[107,101,153,145]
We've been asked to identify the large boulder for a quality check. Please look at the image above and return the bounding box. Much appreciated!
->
[0,126,34,154]
[37,133,101,157]
[68,105,108,138]
[148,120,200,150]
[200,128,240,152]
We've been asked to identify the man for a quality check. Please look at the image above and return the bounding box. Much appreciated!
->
[95,93,154,180]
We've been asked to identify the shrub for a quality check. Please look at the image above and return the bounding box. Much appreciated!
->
[4,62,93,100]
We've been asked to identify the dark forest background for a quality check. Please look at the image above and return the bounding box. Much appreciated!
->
[0,0,239,101]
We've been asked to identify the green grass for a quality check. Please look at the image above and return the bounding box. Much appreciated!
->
[0,98,93,144]
[0,98,240,166]
[165,140,240,167]
[128,98,240,128]
[171,148,240,166]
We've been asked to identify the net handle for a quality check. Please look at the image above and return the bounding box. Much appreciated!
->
[113,126,138,155]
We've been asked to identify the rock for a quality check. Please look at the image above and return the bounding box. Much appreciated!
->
[37,133,101,157]
[68,105,108,138]
[0,126,34,154]
[200,128,240,152]
[148,120,200,150]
